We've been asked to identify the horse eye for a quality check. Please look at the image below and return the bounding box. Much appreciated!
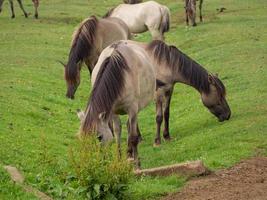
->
[97,135,103,141]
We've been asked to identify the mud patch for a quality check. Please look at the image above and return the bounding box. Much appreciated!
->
[162,157,267,200]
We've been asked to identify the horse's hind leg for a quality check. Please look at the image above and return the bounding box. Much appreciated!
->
[17,0,28,18]
[148,26,164,41]
[163,88,173,141]
[0,0,4,13]
[8,0,15,18]
[32,0,38,19]
[199,0,203,22]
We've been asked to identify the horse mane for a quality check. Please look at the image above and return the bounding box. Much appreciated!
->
[103,7,115,18]
[147,40,226,95]
[66,16,98,83]
[123,0,142,4]
[82,49,129,134]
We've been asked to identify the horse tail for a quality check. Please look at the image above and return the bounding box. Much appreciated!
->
[82,45,129,134]
[159,6,170,34]
[66,16,98,83]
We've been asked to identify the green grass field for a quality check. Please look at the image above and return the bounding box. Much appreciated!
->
[0,0,267,199]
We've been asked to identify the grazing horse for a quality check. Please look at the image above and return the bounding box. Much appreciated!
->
[62,16,131,99]
[185,0,203,26]
[0,0,39,18]
[146,40,231,145]
[94,40,231,146]
[123,0,142,4]
[78,41,156,168]
[104,1,170,40]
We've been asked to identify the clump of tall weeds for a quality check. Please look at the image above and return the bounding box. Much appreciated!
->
[68,135,132,199]
[35,135,133,199]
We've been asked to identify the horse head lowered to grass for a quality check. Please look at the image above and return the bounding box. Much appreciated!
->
[76,40,231,168]
[62,16,131,99]
[77,41,156,169]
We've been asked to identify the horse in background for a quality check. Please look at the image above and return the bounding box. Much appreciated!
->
[123,0,142,4]
[104,1,170,40]
[77,41,156,169]
[62,16,131,99]
[0,0,39,18]
[185,0,203,26]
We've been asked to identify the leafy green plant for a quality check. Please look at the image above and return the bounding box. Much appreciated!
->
[67,136,132,200]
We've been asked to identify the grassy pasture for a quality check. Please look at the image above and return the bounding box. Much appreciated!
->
[0,0,267,199]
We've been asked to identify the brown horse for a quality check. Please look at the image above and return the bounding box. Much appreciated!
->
[62,16,131,99]
[0,0,39,18]
[77,41,156,168]
[185,0,203,26]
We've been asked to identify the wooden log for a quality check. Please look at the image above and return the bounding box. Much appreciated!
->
[134,160,210,177]
[3,165,53,200]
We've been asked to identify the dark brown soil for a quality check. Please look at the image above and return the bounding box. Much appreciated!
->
[162,157,267,200]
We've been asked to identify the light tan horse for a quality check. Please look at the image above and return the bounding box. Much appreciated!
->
[92,40,231,147]
[104,1,170,40]
[62,16,131,99]
[78,41,156,168]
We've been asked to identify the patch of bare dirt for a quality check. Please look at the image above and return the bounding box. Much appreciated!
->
[162,157,267,200]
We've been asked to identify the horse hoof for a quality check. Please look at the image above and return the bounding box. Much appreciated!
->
[153,143,161,148]
[127,157,134,163]
[11,15,15,18]
[163,135,171,141]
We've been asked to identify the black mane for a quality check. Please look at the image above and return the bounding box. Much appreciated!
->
[147,40,226,95]
[66,16,98,83]
[82,49,129,133]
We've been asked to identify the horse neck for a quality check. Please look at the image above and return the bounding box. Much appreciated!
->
[171,52,210,94]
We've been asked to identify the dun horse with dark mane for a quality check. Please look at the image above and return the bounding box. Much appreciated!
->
[62,16,130,99]
[77,40,231,167]
[77,42,156,168]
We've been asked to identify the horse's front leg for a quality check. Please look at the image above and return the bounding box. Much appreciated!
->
[127,119,142,142]
[17,0,28,18]
[127,112,140,169]
[154,93,163,146]
[113,115,122,158]
[199,0,203,22]
[163,88,173,141]
[8,0,15,18]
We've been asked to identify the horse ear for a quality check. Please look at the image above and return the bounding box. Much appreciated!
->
[98,112,106,120]
[77,109,85,120]
[208,74,215,85]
